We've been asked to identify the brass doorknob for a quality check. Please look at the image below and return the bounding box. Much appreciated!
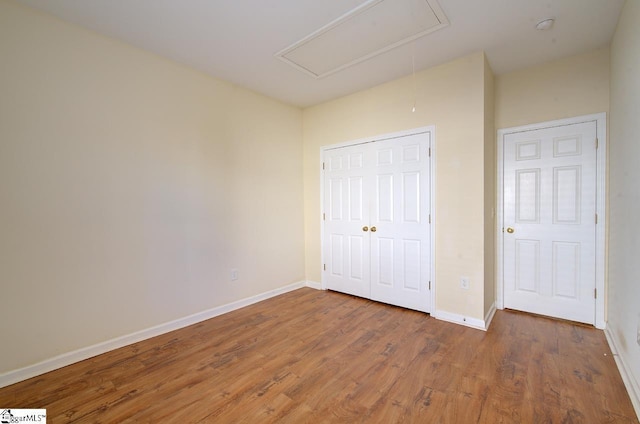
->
[362,226,369,232]
[506,227,515,233]
[370,226,377,232]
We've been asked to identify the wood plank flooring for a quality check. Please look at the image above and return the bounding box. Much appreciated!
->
[0,288,637,423]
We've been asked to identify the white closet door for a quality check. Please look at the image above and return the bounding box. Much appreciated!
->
[323,131,431,313]
[503,121,597,324]
[323,143,371,298]
[369,133,430,312]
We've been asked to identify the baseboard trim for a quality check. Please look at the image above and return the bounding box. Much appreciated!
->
[305,280,323,290]
[434,309,488,331]
[484,302,497,330]
[0,281,306,389]
[605,327,640,420]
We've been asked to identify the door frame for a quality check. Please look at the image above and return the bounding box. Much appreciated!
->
[496,113,607,329]
[320,126,436,314]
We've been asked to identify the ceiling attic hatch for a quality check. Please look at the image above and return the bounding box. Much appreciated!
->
[275,0,449,79]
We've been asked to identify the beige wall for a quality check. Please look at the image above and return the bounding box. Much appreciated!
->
[495,47,610,130]
[609,0,640,412]
[303,52,490,321]
[483,56,496,317]
[0,0,304,373]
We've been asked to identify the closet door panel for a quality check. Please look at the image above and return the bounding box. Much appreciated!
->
[370,133,430,312]
[323,131,431,313]
[323,145,371,298]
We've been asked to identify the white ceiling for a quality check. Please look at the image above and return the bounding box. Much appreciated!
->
[275,0,449,78]
[16,0,624,108]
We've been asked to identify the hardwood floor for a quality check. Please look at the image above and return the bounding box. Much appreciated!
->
[1,288,637,423]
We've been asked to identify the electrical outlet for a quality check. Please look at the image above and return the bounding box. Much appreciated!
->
[460,277,470,290]
[230,269,238,281]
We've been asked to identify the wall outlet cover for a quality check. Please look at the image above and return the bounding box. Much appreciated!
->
[460,277,470,290]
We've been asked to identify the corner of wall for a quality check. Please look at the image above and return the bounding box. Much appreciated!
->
[483,53,497,322]
[608,0,640,420]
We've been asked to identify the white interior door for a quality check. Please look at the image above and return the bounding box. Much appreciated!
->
[369,134,430,312]
[323,143,371,298]
[503,121,597,324]
[323,131,431,313]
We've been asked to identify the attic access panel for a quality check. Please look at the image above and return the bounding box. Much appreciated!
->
[275,0,449,79]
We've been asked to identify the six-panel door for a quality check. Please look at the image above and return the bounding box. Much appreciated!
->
[323,142,372,299]
[503,121,597,324]
[323,132,431,313]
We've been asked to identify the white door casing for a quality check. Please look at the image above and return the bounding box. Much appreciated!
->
[497,114,606,328]
[321,128,434,313]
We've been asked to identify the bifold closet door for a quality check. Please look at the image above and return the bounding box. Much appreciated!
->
[323,131,431,313]
[369,133,430,312]
[323,142,372,299]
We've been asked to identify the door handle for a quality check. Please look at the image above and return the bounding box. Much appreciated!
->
[370,226,377,232]
[362,226,369,232]
[506,227,515,234]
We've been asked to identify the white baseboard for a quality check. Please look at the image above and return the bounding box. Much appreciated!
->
[484,302,497,330]
[0,281,307,389]
[605,327,640,420]
[305,280,323,290]
[434,309,489,331]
